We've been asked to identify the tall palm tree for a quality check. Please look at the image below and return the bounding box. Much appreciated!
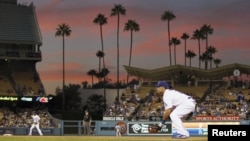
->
[93,13,108,111]
[191,29,205,69]
[55,23,72,111]
[124,19,140,84]
[170,37,181,65]
[96,50,105,82]
[111,4,126,103]
[200,24,213,50]
[185,50,196,67]
[161,10,176,66]
[181,33,190,66]
[87,69,97,87]
[200,24,213,69]
[93,13,107,78]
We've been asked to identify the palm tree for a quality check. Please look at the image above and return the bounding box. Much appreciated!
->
[199,51,211,69]
[111,4,126,103]
[213,58,221,68]
[181,33,190,66]
[200,24,213,69]
[93,14,108,110]
[96,50,105,82]
[87,69,97,87]
[200,24,213,50]
[124,19,140,84]
[55,23,72,111]
[99,68,110,80]
[170,37,181,65]
[93,13,107,79]
[161,10,176,66]
[206,45,217,68]
[81,81,88,89]
[191,29,205,69]
[185,50,196,67]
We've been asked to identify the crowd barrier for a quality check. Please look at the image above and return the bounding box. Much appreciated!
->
[1,119,249,136]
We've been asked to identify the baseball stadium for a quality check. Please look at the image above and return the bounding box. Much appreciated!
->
[0,0,249,141]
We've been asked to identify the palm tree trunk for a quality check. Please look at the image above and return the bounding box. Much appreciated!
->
[62,35,65,111]
[127,31,133,84]
[100,25,106,111]
[198,39,201,69]
[168,21,172,66]
[174,45,176,65]
[184,40,186,66]
[117,14,120,103]
[99,58,101,82]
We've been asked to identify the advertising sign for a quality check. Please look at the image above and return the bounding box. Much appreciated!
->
[0,96,52,103]
[127,122,172,135]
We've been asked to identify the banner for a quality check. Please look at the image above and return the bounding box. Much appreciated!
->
[127,122,172,135]
[195,116,240,121]
[0,96,52,103]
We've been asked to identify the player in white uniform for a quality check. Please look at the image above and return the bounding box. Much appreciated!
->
[28,112,43,136]
[115,123,121,136]
[156,81,196,139]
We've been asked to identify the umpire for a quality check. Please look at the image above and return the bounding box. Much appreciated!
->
[82,110,92,135]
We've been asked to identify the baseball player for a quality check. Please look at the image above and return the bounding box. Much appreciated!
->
[28,112,43,136]
[115,123,121,136]
[155,81,196,139]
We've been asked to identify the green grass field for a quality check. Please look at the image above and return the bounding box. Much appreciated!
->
[0,135,207,141]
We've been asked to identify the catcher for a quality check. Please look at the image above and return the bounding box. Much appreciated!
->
[155,81,196,139]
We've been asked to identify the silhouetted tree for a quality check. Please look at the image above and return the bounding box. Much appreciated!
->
[124,19,140,84]
[55,23,72,111]
[84,94,106,120]
[110,4,126,103]
[185,50,196,67]
[181,33,190,66]
[161,10,176,66]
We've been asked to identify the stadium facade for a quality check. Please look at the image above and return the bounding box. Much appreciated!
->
[124,63,250,87]
[0,0,45,96]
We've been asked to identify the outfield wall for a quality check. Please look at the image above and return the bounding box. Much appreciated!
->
[1,120,249,136]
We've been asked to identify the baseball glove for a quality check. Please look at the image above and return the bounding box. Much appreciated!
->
[148,124,161,133]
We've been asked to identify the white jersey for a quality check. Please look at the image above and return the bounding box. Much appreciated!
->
[32,115,40,123]
[163,89,193,109]
[29,114,43,136]
[115,125,121,131]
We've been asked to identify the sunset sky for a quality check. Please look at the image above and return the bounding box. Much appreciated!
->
[18,0,250,94]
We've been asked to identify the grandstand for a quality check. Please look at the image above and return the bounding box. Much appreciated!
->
[0,0,45,96]
[0,0,249,137]
[0,0,54,132]
[123,62,250,121]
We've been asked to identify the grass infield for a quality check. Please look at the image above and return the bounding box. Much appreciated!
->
[0,135,207,141]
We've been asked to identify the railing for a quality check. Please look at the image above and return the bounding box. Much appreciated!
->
[61,120,95,135]
[0,51,41,61]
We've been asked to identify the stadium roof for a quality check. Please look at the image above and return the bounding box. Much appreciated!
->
[123,63,250,80]
[0,1,42,45]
